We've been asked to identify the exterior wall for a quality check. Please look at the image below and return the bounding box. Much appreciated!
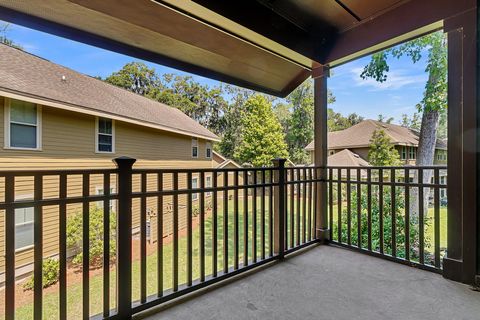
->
[0,96,215,272]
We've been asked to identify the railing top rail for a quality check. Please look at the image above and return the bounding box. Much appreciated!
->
[0,168,118,176]
[325,165,447,170]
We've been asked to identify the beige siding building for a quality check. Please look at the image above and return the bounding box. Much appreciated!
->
[306,120,448,166]
[0,44,232,276]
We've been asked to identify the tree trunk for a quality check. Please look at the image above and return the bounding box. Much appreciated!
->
[410,110,439,217]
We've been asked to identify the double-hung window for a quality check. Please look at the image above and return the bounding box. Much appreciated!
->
[6,99,41,149]
[15,206,34,251]
[206,142,212,158]
[192,177,199,200]
[192,138,198,158]
[206,176,212,197]
[400,146,407,160]
[96,118,114,153]
[409,147,416,160]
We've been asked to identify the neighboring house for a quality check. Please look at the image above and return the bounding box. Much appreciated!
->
[306,119,447,197]
[305,120,447,166]
[0,44,225,276]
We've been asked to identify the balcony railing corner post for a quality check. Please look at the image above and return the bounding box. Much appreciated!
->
[113,156,136,319]
[272,158,287,259]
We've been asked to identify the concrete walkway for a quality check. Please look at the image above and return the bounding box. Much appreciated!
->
[142,245,480,320]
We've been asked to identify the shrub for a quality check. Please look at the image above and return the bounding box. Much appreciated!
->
[66,206,116,266]
[23,258,59,291]
[332,185,427,260]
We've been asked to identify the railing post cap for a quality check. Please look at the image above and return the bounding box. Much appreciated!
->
[272,158,287,166]
[113,156,137,168]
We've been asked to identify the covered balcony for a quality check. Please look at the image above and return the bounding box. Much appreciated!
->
[0,1,478,319]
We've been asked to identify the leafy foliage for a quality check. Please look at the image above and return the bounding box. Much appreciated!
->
[332,187,426,260]
[234,94,288,167]
[401,112,421,130]
[23,258,60,291]
[105,62,161,96]
[66,207,116,266]
[361,31,447,167]
[368,129,401,166]
[0,23,22,50]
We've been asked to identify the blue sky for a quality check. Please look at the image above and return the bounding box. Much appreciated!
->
[4,22,428,123]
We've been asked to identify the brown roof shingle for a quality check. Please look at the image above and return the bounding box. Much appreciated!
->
[327,149,370,167]
[306,120,447,151]
[0,44,219,141]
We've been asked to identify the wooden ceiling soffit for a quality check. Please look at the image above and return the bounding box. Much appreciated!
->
[0,0,313,97]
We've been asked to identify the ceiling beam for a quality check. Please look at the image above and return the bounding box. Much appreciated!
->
[190,0,335,62]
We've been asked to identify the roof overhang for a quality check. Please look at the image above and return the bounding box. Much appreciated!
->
[0,0,312,97]
[0,87,220,142]
[0,0,476,96]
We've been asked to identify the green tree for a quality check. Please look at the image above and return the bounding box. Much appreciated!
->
[273,102,291,137]
[368,129,401,166]
[234,94,288,166]
[151,74,228,135]
[105,62,161,96]
[401,112,421,130]
[361,31,447,215]
[377,114,394,124]
[285,80,338,164]
[218,85,254,159]
[361,31,447,169]
[328,109,363,131]
[0,22,22,49]
[286,81,314,164]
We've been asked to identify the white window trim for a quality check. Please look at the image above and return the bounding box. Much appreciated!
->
[14,194,35,252]
[4,98,42,151]
[192,177,199,200]
[206,142,212,159]
[192,138,198,159]
[95,117,115,154]
[95,186,117,212]
[206,176,212,197]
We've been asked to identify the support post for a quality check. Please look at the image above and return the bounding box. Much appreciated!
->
[443,8,478,284]
[272,158,286,259]
[113,156,136,319]
[313,65,330,242]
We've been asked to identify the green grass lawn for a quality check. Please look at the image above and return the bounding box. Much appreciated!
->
[14,195,442,319]
[16,196,282,319]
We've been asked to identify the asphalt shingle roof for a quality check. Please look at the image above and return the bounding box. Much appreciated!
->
[0,44,219,141]
[306,120,447,151]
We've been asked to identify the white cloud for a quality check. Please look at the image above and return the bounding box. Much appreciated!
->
[350,67,427,91]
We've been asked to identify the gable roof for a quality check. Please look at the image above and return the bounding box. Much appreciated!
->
[328,149,370,167]
[305,120,447,151]
[0,44,219,141]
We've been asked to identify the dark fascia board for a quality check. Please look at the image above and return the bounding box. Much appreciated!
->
[0,6,309,97]
[324,0,476,65]
[190,0,337,62]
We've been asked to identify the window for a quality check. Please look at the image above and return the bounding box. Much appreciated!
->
[206,142,212,158]
[206,176,212,197]
[192,177,198,200]
[6,99,41,149]
[192,138,198,158]
[15,207,34,250]
[96,187,116,212]
[96,118,114,153]
[409,147,416,160]
[400,146,407,160]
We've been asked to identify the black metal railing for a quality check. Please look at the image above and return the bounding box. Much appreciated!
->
[326,166,447,272]
[0,161,447,319]
[0,158,321,320]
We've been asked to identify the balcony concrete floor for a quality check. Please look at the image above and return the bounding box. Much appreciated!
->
[142,245,480,320]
